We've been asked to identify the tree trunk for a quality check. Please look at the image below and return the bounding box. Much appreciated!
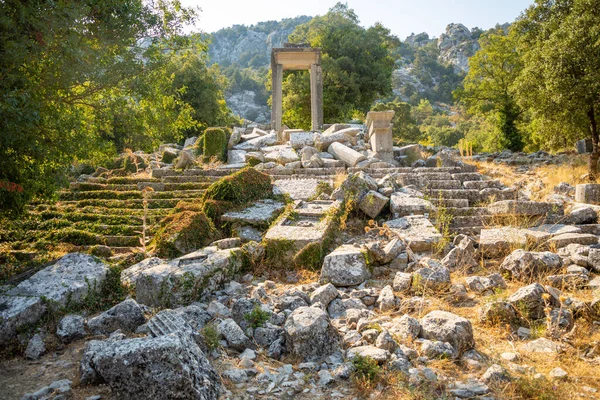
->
[588,105,599,181]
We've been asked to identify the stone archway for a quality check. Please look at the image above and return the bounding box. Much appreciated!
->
[271,44,323,131]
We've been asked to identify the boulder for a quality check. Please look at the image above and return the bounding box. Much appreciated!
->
[465,273,507,294]
[56,314,86,343]
[87,298,146,335]
[412,266,451,293]
[285,307,340,361]
[25,333,45,360]
[507,283,555,320]
[320,245,370,287]
[419,310,474,355]
[377,285,396,311]
[501,249,562,281]
[390,314,421,340]
[80,333,219,399]
[21,379,72,400]
[218,318,252,351]
[309,283,339,307]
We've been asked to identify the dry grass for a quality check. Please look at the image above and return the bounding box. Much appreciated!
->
[333,172,348,189]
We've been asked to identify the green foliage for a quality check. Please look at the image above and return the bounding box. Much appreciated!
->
[201,323,221,351]
[152,211,219,258]
[513,0,600,176]
[456,28,525,151]
[171,52,237,136]
[282,3,396,126]
[202,127,230,162]
[0,0,237,216]
[244,306,271,329]
[351,355,381,383]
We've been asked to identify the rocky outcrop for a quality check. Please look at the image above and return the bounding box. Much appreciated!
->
[80,333,220,400]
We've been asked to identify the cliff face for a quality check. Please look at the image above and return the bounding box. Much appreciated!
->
[208,16,311,69]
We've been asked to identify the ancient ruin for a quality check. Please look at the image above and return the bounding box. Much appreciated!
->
[271,44,323,131]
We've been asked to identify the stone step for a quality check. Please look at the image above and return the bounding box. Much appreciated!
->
[425,189,480,201]
[70,181,210,191]
[58,189,205,201]
[451,173,484,182]
[452,226,485,236]
[152,168,241,178]
[462,180,502,190]
[421,180,463,190]
[430,198,470,208]
[55,198,192,210]
[445,207,490,216]
[160,175,220,183]
[449,215,493,228]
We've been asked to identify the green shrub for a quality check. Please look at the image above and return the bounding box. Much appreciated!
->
[202,127,229,162]
[201,323,220,351]
[152,211,219,258]
[351,355,380,383]
[244,306,271,329]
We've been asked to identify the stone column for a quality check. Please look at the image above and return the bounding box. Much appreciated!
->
[328,142,367,167]
[310,64,323,131]
[271,63,283,131]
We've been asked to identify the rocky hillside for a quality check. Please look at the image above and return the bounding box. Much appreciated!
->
[208,16,311,69]
[209,18,510,122]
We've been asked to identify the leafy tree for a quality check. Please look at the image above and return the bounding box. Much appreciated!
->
[0,0,199,214]
[513,0,600,178]
[281,3,396,127]
[371,100,423,145]
[410,42,463,104]
[171,47,237,137]
[455,28,524,151]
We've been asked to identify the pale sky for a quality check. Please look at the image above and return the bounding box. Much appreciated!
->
[181,0,534,39]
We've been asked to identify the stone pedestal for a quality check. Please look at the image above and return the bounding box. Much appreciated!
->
[576,139,593,154]
[576,184,600,204]
[365,111,395,162]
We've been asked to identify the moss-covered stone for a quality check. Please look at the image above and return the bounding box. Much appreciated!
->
[202,127,230,162]
[152,211,219,258]
[201,167,272,220]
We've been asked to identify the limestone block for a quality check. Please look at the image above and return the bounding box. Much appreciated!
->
[359,190,389,218]
[320,245,370,287]
[575,184,600,205]
[390,192,433,217]
[290,132,315,149]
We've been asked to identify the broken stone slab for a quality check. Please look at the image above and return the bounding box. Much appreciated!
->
[227,149,247,164]
[546,233,598,248]
[478,225,581,258]
[80,333,220,399]
[120,257,164,287]
[575,183,600,204]
[358,190,389,218]
[385,216,442,253]
[389,192,434,217]
[133,247,244,307]
[1,253,109,345]
[520,337,562,353]
[465,273,507,294]
[221,199,285,227]
[7,253,109,306]
[87,298,147,335]
[488,200,563,217]
[56,314,86,343]
[21,379,73,400]
[290,131,315,149]
[218,318,253,351]
[0,295,46,346]
[284,306,341,362]
[233,132,277,151]
[320,245,370,287]
[328,142,367,167]
[273,178,329,200]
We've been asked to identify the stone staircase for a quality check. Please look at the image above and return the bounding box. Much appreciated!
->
[2,162,508,267]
